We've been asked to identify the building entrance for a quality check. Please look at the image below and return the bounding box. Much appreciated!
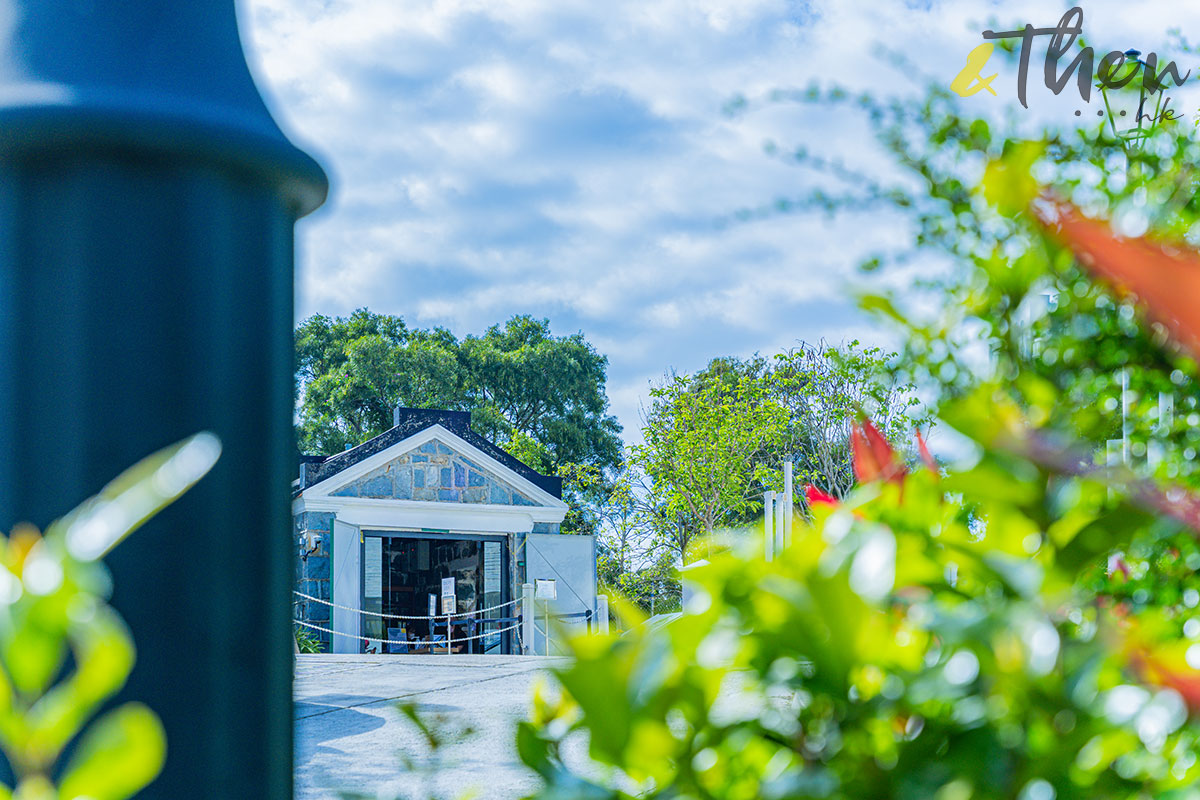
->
[360,531,511,654]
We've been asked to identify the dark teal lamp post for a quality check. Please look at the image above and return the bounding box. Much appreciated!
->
[0,2,328,797]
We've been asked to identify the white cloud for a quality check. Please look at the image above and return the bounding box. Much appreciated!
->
[240,0,1200,440]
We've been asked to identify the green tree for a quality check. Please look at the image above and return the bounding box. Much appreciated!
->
[597,545,681,619]
[459,315,623,471]
[591,463,681,617]
[595,467,642,577]
[771,339,926,500]
[296,312,463,453]
[294,311,622,475]
[295,308,407,387]
[633,372,787,562]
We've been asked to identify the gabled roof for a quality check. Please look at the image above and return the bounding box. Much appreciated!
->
[298,408,562,499]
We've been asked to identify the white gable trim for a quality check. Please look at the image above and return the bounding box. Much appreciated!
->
[300,423,567,510]
[292,495,564,532]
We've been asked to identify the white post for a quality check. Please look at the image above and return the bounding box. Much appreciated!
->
[543,600,551,656]
[1160,391,1175,431]
[521,582,534,655]
[1150,391,1175,470]
[774,489,785,556]
[783,461,794,548]
[597,594,610,635]
[763,490,775,561]
[446,612,452,655]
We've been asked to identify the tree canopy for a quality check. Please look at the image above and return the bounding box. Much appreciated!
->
[634,370,787,562]
[772,339,926,499]
[294,310,623,476]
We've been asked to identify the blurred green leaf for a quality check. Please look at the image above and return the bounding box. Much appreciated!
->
[0,433,216,796]
[49,432,221,561]
[57,703,165,800]
[22,607,134,766]
[980,141,1045,217]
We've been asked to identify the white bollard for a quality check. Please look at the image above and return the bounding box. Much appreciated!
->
[597,595,610,635]
[522,582,534,655]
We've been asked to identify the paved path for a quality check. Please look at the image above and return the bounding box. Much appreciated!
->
[294,654,570,800]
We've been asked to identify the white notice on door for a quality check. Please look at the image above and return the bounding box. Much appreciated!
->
[364,537,382,598]
[484,542,501,594]
[441,577,455,598]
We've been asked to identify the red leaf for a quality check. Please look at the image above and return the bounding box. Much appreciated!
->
[1132,650,1200,714]
[853,416,906,486]
[851,424,880,483]
[1035,198,1200,361]
[916,429,938,475]
[862,417,895,471]
[805,485,838,507]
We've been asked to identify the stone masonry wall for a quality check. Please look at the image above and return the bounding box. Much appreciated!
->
[294,510,334,651]
[330,438,538,506]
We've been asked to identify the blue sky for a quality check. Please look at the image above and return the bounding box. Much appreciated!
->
[239,0,1200,445]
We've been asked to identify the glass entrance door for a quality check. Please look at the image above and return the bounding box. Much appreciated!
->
[361,532,509,654]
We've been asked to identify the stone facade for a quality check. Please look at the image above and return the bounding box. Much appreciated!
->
[328,438,539,506]
[294,510,335,649]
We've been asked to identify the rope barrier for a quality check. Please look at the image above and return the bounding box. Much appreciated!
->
[295,619,520,646]
[293,590,518,620]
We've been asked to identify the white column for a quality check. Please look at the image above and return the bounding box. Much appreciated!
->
[1160,391,1175,430]
[764,490,775,561]
[783,461,794,548]
[774,490,785,555]
[522,582,534,655]
[597,594,610,635]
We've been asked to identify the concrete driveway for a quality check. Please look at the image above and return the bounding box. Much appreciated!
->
[294,654,570,800]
